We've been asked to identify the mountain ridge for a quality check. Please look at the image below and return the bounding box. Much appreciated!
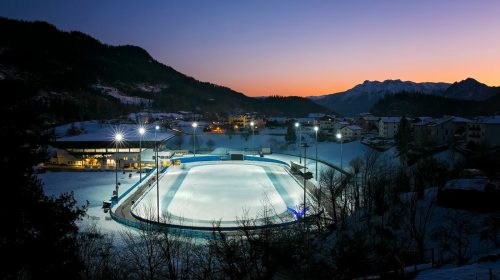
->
[311,78,499,116]
[0,17,329,124]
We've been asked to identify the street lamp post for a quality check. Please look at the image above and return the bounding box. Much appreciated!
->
[295,122,302,163]
[250,121,255,152]
[301,142,310,260]
[155,125,160,222]
[336,132,343,182]
[114,133,123,198]
[138,127,145,181]
[301,143,310,216]
[192,122,198,156]
[314,126,319,181]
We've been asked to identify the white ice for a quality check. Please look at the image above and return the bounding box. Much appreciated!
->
[134,161,305,227]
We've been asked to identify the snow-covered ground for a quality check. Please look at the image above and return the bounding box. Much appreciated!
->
[133,161,307,228]
[94,84,152,105]
[415,259,500,280]
[39,171,141,235]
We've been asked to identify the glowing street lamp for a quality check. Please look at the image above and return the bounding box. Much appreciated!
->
[336,132,343,182]
[314,126,319,181]
[295,122,302,163]
[250,121,255,150]
[192,122,198,156]
[138,127,145,181]
[155,124,160,222]
[114,133,123,197]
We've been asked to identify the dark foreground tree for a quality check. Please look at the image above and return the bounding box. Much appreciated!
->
[285,123,297,144]
[395,116,411,155]
[0,81,86,279]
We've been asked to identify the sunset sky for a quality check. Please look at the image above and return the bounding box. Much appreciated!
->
[1,0,499,97]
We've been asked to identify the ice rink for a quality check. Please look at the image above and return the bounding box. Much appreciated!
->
[133,161,307,228]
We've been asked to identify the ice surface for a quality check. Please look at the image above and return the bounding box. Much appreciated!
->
[134,161,306,227]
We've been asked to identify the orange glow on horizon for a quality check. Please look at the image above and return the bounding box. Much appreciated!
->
[223,72,500,97]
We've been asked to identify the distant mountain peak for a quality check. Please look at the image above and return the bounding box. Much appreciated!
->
[311,79,451,116]
[443,77,498,101]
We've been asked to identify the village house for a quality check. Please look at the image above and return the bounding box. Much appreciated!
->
[413,117,455,146]
[378,117,401,138]
[466,115,500,148]
[317,115,336,134]
[340,125,363,139]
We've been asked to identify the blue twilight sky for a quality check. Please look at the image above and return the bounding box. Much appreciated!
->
[1,0,499,96]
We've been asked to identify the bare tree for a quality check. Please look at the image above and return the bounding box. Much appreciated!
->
[404,191,436,263]
[320,168,342,225]
[361,148,381,216]
[432,210,474,266]
[120,205,165,280]
[349,157,363,210]
[158,213,196,280]
[78,223,123,280]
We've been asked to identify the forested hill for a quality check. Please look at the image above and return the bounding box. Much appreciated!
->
[0,17,329,125]
[370,92,500,117]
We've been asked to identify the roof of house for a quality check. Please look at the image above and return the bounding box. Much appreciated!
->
[55,121,173,142]
[451,116,472,123]
[443,178,491,192]
[344,125,362,131]
[379,117,401,123]
[363,116,380,121]
[474,115,500,125]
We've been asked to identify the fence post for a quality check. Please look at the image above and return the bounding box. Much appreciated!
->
[489,268,493,280]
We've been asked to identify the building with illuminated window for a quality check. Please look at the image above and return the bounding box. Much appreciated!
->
[48,121,174,169]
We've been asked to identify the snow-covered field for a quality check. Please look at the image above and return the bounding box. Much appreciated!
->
[415,259,500,280]
[133,161,306,228]
[39,171,141,234]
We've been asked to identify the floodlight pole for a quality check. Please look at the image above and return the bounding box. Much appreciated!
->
[192,122,197,157]
[250,121,255,152]
[336,132,343,184]
[115,140,118,195]
[139,129,144,181]
[301,142,310,270]
[114,133,123,197]
[302,143,309,217]
[314,126,319,181]
[155,125,160,223]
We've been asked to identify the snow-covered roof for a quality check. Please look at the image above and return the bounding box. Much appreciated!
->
[266,117,289,122]
[308,113,326,118]
[429,117,454,126]
[379,117,401,123]
[443,178,489,192]
[451,116,471,123]
[363,116,380,121]
[56,122,173,142]
[474,115,500,125]
[344,125,362,131]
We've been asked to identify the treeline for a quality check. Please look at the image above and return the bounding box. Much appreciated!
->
[371,92,500,117]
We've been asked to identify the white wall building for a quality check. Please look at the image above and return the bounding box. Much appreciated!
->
[466,116,500,148]
[378,117,401,138]
[340,125,362,139]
